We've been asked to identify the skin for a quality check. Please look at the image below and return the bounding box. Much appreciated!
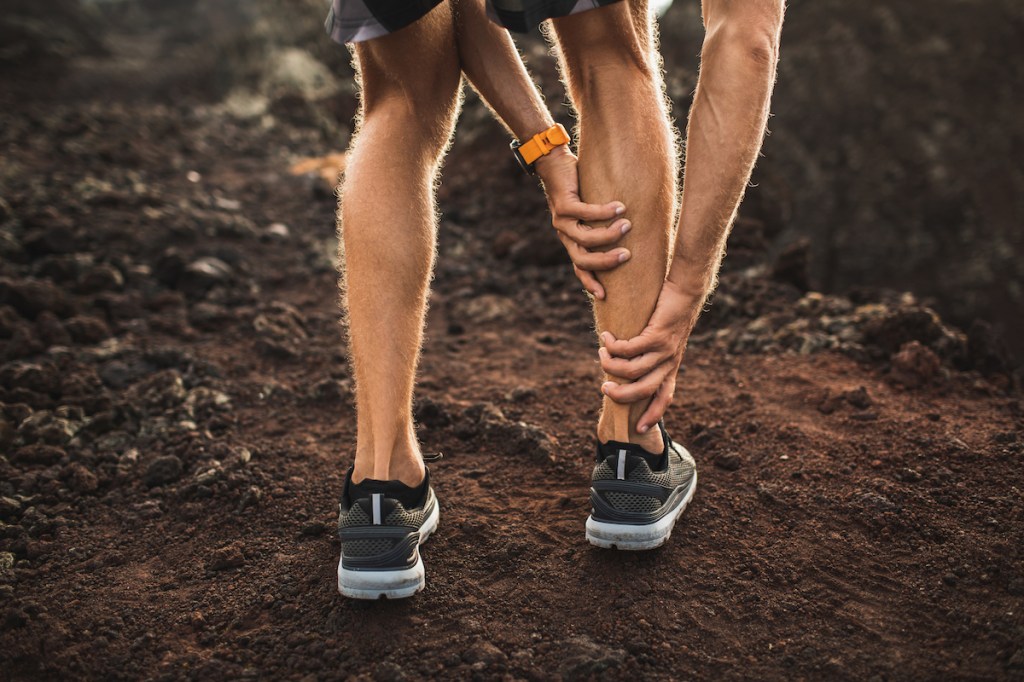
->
[339,0,625,485]
[549,0,680,454]
[597,0,786,433]
[338,0,785,484]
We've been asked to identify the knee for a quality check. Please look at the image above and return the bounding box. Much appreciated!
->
[360,78,461,159]
[556,10,656,101]
[702,0,784,69]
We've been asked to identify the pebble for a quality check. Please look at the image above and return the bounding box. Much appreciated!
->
[65,462,99,493]
[64,315,111,344]
[714,451,743,471]
[208,542,245,571]
[144,455,183,487]
[179,257,233,296]
[890,340,941,388]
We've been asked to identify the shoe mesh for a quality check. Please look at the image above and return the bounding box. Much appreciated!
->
[592,443,696,514]
[605,491,662,513]
[343,537,397,557]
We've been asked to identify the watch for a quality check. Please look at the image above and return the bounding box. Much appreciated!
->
[511,123,570,174]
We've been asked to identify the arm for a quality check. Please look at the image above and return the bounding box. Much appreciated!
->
[600,1,785,428]
[452,0,630,299]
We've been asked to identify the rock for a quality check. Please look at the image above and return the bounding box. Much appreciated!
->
[77,263,124,293]
[2,323,44,360]
[17,411,77,445]
[890,341,941,388]
[261,48,341,101]
[34,311,71,347]
[253,302,308,358]
[464,641,508,666]
[0,361,61,395]
[558,636,625,678]
[506,386,536,403]
[264,223,290,242]
[185,387,231,418]
[841,386,874,410]
[714,451,743,471]
[126,369,187,411]
[208,541,245,571]
[414,396,452,428]
[99,358,154,389]
[11,444,65,465]
[309,378,350,403]
[0,277,72,319]
[862,308,944,354]
[64,315,111,344]
[179,257,233,297]
[299,521,326,537]
[64,462,99,493]
[0,497,22,520]
[144,455,183,487]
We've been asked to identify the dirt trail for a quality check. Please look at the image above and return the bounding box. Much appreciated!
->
[1,16,1023,681]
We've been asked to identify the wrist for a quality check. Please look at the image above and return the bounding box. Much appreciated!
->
[533,143,573,173]
[663,273,711,302]
[511,123,571,174]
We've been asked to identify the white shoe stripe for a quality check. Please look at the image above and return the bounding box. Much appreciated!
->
[372,493,382,525]
[617,450,627,480]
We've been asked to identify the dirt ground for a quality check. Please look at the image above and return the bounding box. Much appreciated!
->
[2,6,1024,681]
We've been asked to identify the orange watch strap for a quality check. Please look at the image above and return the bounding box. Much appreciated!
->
[517,123,570,166]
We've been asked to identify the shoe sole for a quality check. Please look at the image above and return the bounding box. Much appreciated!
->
[337,501,440,599]
[585,471,697,550]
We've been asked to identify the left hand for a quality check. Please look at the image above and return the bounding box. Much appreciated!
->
[534,146,631,300]
[598,283,705,432]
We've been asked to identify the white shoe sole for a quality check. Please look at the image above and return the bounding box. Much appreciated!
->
[337,501,439,599]
[585,471,697,550]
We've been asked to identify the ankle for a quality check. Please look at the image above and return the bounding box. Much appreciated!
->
[596,419,664,454]
[352,441,425,487]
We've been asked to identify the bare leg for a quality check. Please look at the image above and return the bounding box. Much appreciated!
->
[338,4,462,485]
[551,1,677,453]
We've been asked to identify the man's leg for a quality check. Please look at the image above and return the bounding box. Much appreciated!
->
[338,4,462,486]
[551,1,677,453]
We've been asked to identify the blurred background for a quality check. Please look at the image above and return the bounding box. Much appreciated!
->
[2,0,1022,370]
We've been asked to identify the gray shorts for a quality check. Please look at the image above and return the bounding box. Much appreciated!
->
[325,0,623,44]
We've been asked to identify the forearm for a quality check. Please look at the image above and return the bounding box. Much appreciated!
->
[667,11,782,300]
[453,0,553,140]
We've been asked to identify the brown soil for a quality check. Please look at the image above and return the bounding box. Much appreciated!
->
[2,8,1024,681]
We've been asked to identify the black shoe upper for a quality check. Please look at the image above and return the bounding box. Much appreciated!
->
[338,467,436,571]
[590,423,696,525]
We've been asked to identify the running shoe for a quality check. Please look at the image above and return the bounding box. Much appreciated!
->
[586,423,697,550]
[336,466,439,599]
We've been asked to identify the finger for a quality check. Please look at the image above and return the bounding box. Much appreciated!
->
[575,265,605,300]
[637,373,676,433]
[601,362,671,404]
[600,330,661,359]
[554,199,625,223]
[599,346,665,380]
[554,218,631,249]
[567,241,630,272]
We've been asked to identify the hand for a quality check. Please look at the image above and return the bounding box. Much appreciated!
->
[598,284,705,432]
[534,146,631,300]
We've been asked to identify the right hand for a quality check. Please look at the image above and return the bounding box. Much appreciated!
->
[534,146,631,300]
